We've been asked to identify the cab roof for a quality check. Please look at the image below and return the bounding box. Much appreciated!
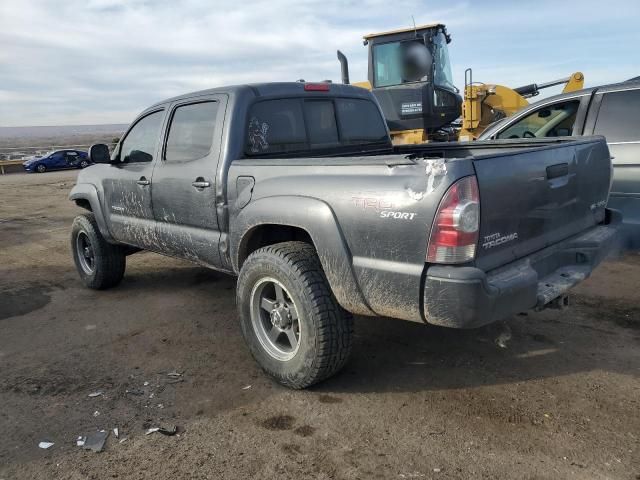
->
[363,23,444,40]
[147,82,373,111]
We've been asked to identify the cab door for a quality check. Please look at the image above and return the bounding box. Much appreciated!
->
[49,151,65,169]
[150,95,226,268]
[587,86,640,247]
[101,108,166,249]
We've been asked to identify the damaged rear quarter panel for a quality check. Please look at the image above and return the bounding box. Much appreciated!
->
[228,156,474,322]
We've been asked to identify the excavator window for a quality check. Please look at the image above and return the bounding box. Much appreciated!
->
[372,31,454,92]
[372,40,433,87]
[373,42,404,87]
[496,100,580,139]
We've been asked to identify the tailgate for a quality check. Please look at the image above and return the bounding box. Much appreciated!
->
[473,138,612,271]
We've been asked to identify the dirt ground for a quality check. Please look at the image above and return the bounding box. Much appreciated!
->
[0,170,638,480]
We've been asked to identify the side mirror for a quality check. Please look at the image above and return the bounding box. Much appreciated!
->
[88,144,111,164]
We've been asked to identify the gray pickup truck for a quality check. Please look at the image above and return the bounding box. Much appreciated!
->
[69,82,620,388]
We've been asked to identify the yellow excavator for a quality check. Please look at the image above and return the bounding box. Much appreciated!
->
[336,23,584,144]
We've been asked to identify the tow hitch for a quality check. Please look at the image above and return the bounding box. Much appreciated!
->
[547,295,570,310]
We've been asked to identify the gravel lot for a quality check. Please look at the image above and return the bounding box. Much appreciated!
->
[1,170,638,479]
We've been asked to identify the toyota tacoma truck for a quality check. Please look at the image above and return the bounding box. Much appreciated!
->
[69,82,620,388]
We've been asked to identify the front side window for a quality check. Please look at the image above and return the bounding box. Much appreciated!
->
[594,89,640,142]
[121,110,164,163]
[496,100,580,139]
[165,101,219,162]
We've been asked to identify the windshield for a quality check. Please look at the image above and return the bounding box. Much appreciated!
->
[496,100,580,139]
[432,32,454,89]
[372,32,454,90]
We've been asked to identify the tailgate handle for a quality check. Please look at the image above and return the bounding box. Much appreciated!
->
[546,163,568,179]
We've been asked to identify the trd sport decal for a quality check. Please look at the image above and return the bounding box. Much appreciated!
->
[352,196,417,221]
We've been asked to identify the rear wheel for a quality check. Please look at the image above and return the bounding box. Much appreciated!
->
[71,213,126,289]
[79,160,89,168]
[237,241,353,389]
[36,164,46,173]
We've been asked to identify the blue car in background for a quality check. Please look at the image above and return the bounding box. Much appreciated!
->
[23,149,90,173]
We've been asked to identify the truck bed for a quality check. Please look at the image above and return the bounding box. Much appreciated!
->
[228,136,614,324]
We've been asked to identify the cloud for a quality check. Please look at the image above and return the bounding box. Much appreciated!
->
[0,0,638,126]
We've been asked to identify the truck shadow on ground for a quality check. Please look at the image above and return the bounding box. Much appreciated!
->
[314,304,639,394]
[103,265,640,394]
[5,260,636,398]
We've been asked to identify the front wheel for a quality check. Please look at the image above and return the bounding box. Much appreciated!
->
[79,160,89,168]
[237,242,353,389]
[71,213,126,289]
[36,164,46,173]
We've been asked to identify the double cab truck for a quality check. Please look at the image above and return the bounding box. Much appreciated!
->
[69,82,620,388]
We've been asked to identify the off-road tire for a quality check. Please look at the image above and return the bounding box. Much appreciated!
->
[237,241,353,389]
[71,213,126,289]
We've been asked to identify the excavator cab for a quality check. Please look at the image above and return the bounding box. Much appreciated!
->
[337,23,582,144]
[339,24,462,144]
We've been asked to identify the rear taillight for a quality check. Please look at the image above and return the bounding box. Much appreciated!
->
[427,175,480,264]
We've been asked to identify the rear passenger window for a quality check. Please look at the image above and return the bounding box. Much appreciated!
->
[336,98,388,142]
[165,102,218,162]
[594,90,640,142]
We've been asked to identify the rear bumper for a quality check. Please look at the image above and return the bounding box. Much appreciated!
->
[422,209,622,328]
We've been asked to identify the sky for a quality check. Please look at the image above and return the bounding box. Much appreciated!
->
[0,0,638,127]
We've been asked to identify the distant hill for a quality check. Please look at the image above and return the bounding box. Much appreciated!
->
[0,124,128,139]
[0,124,129,159]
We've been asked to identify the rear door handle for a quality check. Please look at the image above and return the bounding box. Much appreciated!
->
[192,177,211,189]
[136,177,150,186]
[546,163,568,180]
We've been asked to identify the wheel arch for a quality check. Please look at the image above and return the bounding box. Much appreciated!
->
[237,224,313,269]
[69,183,115,243]
[231,196,374,316]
